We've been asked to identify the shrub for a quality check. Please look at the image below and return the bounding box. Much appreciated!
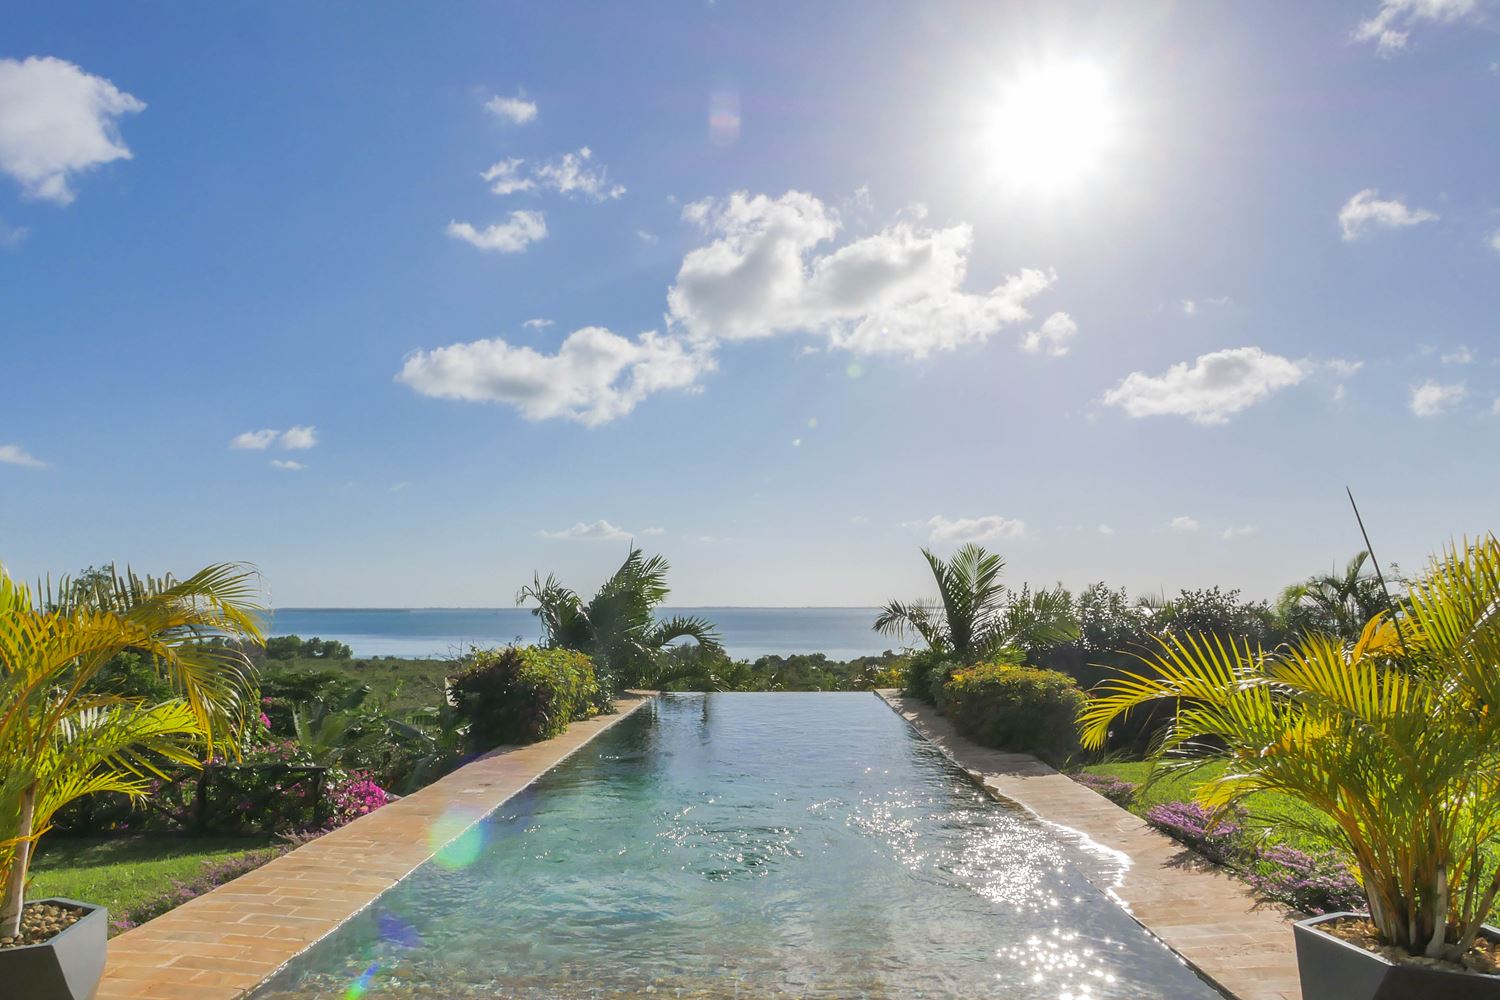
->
[1144,800,1244,865]
[449,646,605,750]
[937,661,1085,763]
[900,648,956,704]
[1071,771,1137,806]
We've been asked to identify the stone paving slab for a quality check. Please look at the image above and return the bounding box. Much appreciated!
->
[877,690,1303,1000]
[95,693,655,1000]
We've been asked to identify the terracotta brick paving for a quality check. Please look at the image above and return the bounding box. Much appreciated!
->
[877,690,1303,1000]
[95,693,655,1000]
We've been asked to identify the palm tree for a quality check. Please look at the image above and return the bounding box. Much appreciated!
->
[0,563,264,936]
[874,545,1078,662]
[1079,535,1500,961]
[1277,550,1389,641]
[517,547,722,689]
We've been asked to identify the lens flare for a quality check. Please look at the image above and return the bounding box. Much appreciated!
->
[429,808,487,869]
[343,962,378,999]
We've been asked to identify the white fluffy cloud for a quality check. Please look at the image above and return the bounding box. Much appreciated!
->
[925,514,1028,545]
[1338,189,1438,240]
[0,443,46,468]
[230,426,317,450]
[666,191,1055,358]
[0,56,145,203]
[1019,312,1078,357]
[1354,0,1480,53]
[396,326,714,426]
[1410,379,1467,416]
[1102,347,1308,425]
[482,148,625,201]
[446,211,547,253]
[1169,515,1200,533]
[485,93,537,125]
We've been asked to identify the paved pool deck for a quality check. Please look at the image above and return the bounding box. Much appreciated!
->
[877,689,1303,1000]
[95,692,655,1000]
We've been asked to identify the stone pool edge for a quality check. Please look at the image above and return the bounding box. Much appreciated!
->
[95,692,657,1000]
[875,689,1303,1000]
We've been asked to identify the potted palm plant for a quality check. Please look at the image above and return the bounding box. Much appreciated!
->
[0,563,264,1000]
[1079,536,1500,999]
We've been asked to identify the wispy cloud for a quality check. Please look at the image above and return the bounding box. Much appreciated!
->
[1410,379,1467,416]
[1098,524,1115,535]
[0,443,47,468]
[1338,189,1438,240]
[481,147,625,202]
[485,93,537,125]
[270,459,305,471]
[541,519,660,541]
[0,56,146,203]
[1221,525,1256,540]
[1353,0,1481,54]
[522,318,553,330]
[230,426,318,450]
[1441,345,1475,365]
[1169,515,1200,533]
[445,211,547,253]
[1019,312,1078,358]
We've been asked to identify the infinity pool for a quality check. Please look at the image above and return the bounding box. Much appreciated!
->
[251,693,1220,998]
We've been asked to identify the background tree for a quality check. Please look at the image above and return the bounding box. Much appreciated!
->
[1275,550,1389,642]
[517,547,722,689]
[874,545,1078,663]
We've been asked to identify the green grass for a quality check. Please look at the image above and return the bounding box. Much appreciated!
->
[28,835,276,919]
[1080,759,1336,853]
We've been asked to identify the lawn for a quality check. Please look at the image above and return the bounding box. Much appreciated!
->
[1080,759,1336,853]
[28,834,277,920]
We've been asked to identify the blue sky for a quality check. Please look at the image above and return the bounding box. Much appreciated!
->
[2,2,1498,607]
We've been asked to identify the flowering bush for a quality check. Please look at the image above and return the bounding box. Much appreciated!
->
[449,646,603,750]
[1245,844,1365,916]
[1071,772,1137,806]
[325,771,391,826]
[937,661,1086,764]
[1145,800,1244,865]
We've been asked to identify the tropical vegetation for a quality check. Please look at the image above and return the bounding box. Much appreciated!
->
[1079,535,1500,962]
[0,563,264,938]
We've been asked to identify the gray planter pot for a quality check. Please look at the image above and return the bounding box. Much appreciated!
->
[0,898,107,1000]
[1295,912,1500,1000]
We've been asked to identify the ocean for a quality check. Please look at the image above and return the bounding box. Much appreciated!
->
[268,607,891,661]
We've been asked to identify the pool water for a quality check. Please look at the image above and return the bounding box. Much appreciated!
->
[251,693,1221,999]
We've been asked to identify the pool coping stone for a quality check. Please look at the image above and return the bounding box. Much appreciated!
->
[95,691,657,1000]
[876,689,1303,1000]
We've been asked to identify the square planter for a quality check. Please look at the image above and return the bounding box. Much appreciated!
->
[1295,911,1500,1000]
[0,898,107,1000]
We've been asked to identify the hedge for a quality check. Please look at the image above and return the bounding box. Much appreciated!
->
[448,646,607,750]
[936,660,1086,764]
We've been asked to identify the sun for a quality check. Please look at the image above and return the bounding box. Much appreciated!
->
[988,60,1118,193]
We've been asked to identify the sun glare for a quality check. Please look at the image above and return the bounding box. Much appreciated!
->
[989,60,1118,193]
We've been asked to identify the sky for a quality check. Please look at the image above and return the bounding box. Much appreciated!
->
[1,1,1498,608]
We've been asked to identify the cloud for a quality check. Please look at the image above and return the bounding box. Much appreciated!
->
[0,443,46,468]
[1353,0,1480,53]
[396,326,714,426]
[1097,524,1115,535]
[522,318,553,329]
[666,190,1056,358]
[481,148,625,201]
[389,481,410,492]
[1410,379,1467,416]
[481,157,533,195]
[279,425,317,450]
[1181,299,1197,317]
[1221,525,1256,540]
[540,519,632,541]
[636,229,659,244]
[1169,515,1200,533]
[270,459,305,471]
[0,56,146,203]
[640,526,666,536]
[1490,230,1500,252]
[1102,347,1308,425]
[446,211,547,253]
[1019,312,1078,357]
[925,514,1028,545]
[230,427,317,450]
[485,93,537,125]
[1441,345,1475,365]
[1338,189,1438,240]
[0,216,27,249]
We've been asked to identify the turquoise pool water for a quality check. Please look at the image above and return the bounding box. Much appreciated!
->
[251,694,1221,998]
